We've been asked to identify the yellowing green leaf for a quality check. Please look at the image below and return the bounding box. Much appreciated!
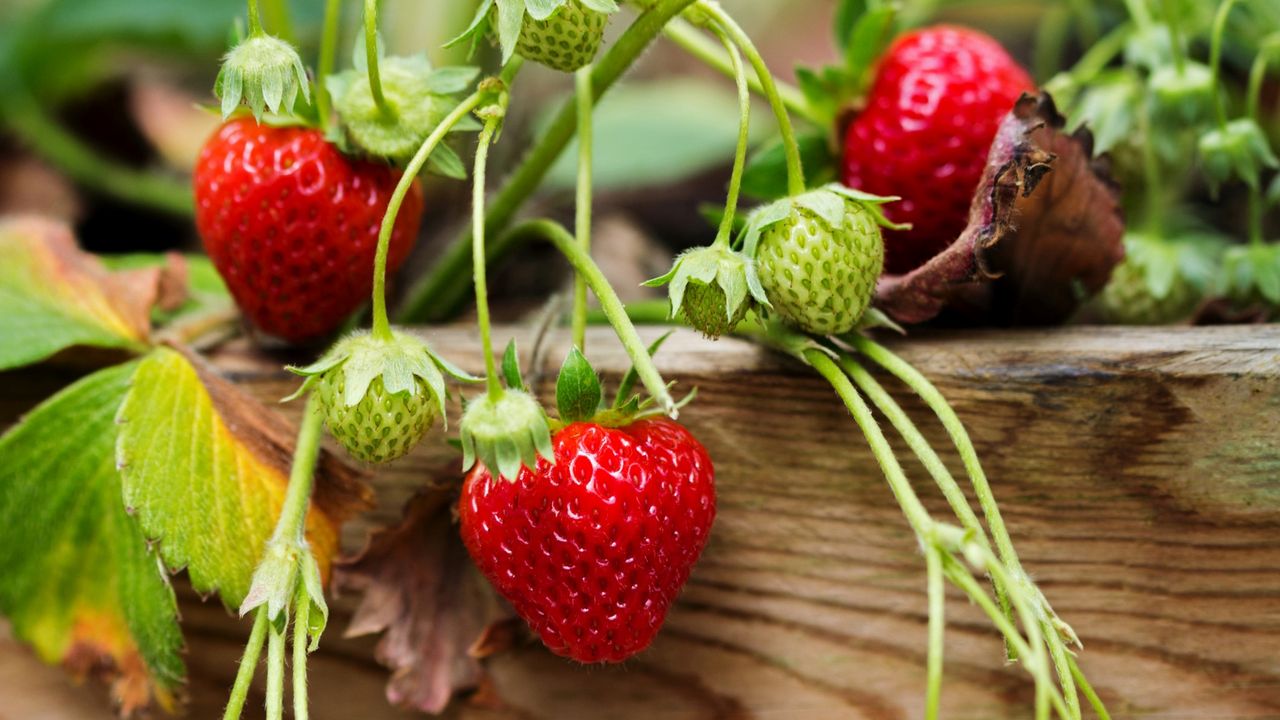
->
[0,362,184,715]
[0,218,173,370]
[115,347,371,609]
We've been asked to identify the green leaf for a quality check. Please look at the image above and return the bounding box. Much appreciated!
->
[843,5,897,83]
[833,0,869,52]
[502,339,526,391]
[116,347,367,609]
[544,79,773,191]
[1066,70,1141,157]
[0,218,157,370]
[555,347,602,423]
[0,362,183,715]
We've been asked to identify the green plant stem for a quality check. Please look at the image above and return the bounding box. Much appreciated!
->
[924,545,945,720]
[711,23,750,249]
[315,0,343,130]
[371,90,487,340]
[273,394,325,543]
[1161,0,1187,74]
[700,1,805,197]
[662,16,820,125]
[292,588,311,720]
[265,622,286,720]
[222,610,268,720]
[247,0,263,36]
[803,350,933,533]
[1137,101,1165,235]
[572,67,594,352]
[1121,0,1153,30]
[1070,657,1113,720]
[398,0,707,322]
[262,0,295,43]
[1209,0,1242,129]
[504,220,676,416]
[1247,39,1279,124]
[364,0,396,120]
[474,117,504,401]
[1064,22,1131,86]
[1046,630,1080,720]
[4,94,193,216]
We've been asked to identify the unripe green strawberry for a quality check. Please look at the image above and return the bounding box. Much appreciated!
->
[318,373,437,464]
[513,1,608,73]
[1093,233,1216,325]
[746,186,897,335]
[645,245,768,339]
[288,330,474,464]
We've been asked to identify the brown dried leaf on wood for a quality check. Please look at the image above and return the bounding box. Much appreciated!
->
[875,94,1125,325]
[337,479,509,714]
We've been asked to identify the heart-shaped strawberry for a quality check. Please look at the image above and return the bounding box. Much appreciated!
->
[459,418,716,663]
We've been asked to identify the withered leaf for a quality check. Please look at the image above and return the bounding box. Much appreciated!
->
[875,93,1125,325]
[338,479,510,715]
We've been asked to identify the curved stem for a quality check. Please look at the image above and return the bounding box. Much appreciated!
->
[701,2,805,196]
[265,622,286,720]
[1209,0,1242,129]
[1247,40,1279,124]
[4,94,193,216]
[371,90,487,339]
[850,337,1021,570]
[1046,629,1081,720]
[1121,0,1153,30]
[364,0,396,120]
[473,117,504,401]
[273,395,324,543]
[222,610,268,720]
[1064,22,1131,86]
[662,16,821,125]
[711,23,750,249]
[398,0,709,322]
[247,0,263,36]
[315,0,343,131]
[292,588,311,720]
[572,67,595,351]
[804,350,934,534]
[504,220,676,416]
[925,545,945,720]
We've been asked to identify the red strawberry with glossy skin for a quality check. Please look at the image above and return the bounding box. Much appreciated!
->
[842,26,1033,274]
[194,117,424,343]
[459,419,716,664]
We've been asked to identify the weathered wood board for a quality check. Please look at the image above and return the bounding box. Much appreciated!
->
[2,325,1279,719]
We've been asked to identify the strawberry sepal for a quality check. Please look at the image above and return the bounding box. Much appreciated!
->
[216,34,311,121]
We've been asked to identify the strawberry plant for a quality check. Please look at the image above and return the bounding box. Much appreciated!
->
[1,0,1277,718]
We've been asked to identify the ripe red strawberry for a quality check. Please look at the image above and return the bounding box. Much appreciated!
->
[459,419,715,663]
[842,26,1033,274]
[194,117,424,343]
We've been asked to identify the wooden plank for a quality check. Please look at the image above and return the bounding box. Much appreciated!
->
[2,326,1278,719]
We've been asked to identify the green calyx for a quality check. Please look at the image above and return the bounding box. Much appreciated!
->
[1222,244,1280,310]
[287,330,474,464]
[1199,119,1279,197]
[239,536,327,646]
[1149,61,1214,126]
[1094,231,1219,325]
[645,245,768,339]
[451,0,619,73]
[742,184,901,336]
[460,389,553,482]
[216,34,311,121]
[552,337,692,431]
[329,48,481,169]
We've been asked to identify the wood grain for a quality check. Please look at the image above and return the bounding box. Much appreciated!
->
[2,325,1278,719]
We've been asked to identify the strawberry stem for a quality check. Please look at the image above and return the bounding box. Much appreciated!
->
[505,220,677,417]
[314,0,343,131]
[371,89,489,340]
[925,545,945,720]
[223,610,268,720]
[399,0,707,322]
[474,115,505,401]
[572,66,595,352]
[291,585,311,720]
[701,2,806,197]
[1246,43,1277,247]
[662,16,821,126]
[710,22,749,250]
[274,394,325,543]
[265,619,286,720]
[364,0,397,120]
[1160,0,1188,75]
[1209,0,1242,130]
[247,0,264,36]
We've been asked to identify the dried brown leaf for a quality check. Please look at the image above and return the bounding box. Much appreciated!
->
[337,479,509,715]
[875,93,1125,325]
